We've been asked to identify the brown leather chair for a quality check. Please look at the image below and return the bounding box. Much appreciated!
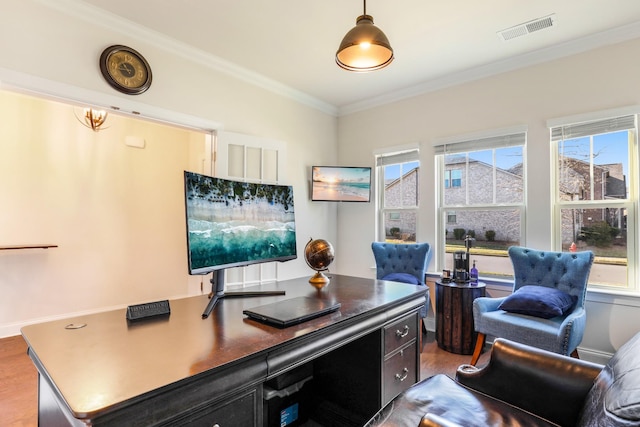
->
[365,333,640,427]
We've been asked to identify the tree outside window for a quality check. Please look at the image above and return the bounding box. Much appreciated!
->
[552,116,636,291]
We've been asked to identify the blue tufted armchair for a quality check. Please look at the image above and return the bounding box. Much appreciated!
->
[470,246,594,366]
[371,242,432,323]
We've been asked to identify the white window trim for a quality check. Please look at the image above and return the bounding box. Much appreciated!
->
[374,146,420,242]
[549,108,640,293]
[435,128,527,273]
[546,105,640,129]
[433,125,528,149]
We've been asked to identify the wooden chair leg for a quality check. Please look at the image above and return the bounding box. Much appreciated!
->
[570,348,580,359]
[470,333,486,366]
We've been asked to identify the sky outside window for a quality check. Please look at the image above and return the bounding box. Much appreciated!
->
[384,161,419,180]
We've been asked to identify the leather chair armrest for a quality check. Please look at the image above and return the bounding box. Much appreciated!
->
[456,338,603,427]
[419,413,463,427]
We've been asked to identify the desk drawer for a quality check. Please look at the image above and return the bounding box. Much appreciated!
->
[384,312,418,355]
[383,343,417,404]
[174,388,259,427]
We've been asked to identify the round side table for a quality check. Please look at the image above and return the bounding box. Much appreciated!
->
[435,280,486,355]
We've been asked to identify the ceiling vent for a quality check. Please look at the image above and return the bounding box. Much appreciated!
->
[498,14,556,41]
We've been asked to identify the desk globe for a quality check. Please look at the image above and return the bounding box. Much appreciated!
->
[304,238,334,288]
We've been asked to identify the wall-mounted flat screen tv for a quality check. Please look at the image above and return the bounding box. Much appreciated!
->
[311,166,372,202]
[184,171,297,276]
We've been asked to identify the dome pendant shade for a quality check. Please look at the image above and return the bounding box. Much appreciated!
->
[336,14,394,72]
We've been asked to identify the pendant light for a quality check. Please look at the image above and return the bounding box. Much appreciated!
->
[336,0,394,72]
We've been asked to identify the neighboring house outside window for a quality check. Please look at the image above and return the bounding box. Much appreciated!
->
[550,112,636,291]
[435,130,526,279]
[444,169,462,188]
[376,149,419,243]
[446,211,457,224]
[443,156,522,244]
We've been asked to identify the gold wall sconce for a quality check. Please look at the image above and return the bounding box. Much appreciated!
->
[76,108,108,132]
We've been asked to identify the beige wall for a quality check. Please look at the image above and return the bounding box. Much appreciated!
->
[337,37,640,360]
[0,1,338,336]
[0,91,207,322]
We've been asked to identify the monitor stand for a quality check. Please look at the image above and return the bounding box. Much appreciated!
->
[201,269,286,319]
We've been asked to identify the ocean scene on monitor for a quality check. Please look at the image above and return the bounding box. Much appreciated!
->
[312,166,371,202]
[185,172,297,272]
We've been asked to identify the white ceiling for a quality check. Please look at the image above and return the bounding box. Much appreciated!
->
[64,0,640,115]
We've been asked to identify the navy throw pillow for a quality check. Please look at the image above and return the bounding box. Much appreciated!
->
[498,285,578,319]
[382,272,420,285]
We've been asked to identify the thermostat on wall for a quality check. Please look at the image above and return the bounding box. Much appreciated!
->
[125,136,145,149]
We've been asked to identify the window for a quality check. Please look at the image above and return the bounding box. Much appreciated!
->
[446,211,457,224]
[376,149,419,243]
[445,169,462,188]
[550,113,637,291]
[435,130,526,279]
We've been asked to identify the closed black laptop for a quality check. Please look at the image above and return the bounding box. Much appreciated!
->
[243,296,341,328]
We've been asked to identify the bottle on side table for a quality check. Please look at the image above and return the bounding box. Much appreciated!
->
[470,261,478,284]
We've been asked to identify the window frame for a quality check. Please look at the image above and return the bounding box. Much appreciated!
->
[434,128,527,278]
[549,112,639,292]
[375,149,420,243]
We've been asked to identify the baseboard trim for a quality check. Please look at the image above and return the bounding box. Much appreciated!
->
[577,346,613,365]
[425,317,435,332]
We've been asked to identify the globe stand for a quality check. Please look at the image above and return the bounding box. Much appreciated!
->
[309,270,330,289]
[305,237,335,290]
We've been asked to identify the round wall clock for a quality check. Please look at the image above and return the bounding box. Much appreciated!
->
[99,45,152,95]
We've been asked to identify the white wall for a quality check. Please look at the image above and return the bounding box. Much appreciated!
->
[337,37,640,360]
[0,1,338,337]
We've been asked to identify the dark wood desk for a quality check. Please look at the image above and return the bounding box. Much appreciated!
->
[435,280,486,355]
[21,275,426,426]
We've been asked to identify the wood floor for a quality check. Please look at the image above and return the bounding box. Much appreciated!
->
[0,335,38,427]
[0,331,489,427]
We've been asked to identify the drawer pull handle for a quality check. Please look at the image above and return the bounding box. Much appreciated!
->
[396,325,410,338]
[395,368,409,382]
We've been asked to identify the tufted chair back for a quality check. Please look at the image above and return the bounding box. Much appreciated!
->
[371,242,432,285]
[508,246,594,309]
[470,246,595,365]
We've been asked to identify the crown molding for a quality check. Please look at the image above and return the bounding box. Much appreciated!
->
[338,20,640,116]
[32,0,640,118]
[34,0,339,117]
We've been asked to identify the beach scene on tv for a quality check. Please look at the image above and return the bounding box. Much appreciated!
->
[185,172,297,272]
[312,166,371,202]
